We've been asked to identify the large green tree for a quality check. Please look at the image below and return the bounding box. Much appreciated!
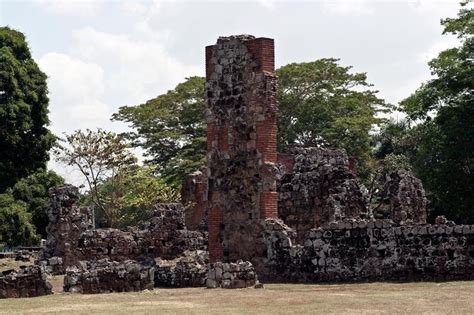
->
[276,59,389,179]
[112,76,207,186]
[398,2,473,223]
[10,170,64,238]
[114,62,388,184]
[0,27,55,192]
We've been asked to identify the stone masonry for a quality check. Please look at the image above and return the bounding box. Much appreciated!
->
[206,35,279,263]
[40,187,207,274]
[278,147,369,242]
[0,266,52,298]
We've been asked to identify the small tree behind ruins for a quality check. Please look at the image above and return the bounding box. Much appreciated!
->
[54,129,179,228]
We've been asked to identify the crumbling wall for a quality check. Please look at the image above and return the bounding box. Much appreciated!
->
[40,185,92,273]
[154,250,208,288]
[206,35,279,262]
[374,170,427,224]
[0,266,52,298]
[181,169,208,231]
[206,260,259,288]
[41,187,207,273]
[278,147,369,242]
[64,259,154,294]
[262,218,474,282]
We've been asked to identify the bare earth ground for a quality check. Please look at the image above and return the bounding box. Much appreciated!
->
[1,278,473,315]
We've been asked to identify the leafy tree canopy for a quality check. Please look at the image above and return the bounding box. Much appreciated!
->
[0,27,55,192]
[276,59,390,179]
[112,76,207,186]
[114,61,389,183]
[398,2,473,223]
[0,192,38,247]
[11,170,64,238]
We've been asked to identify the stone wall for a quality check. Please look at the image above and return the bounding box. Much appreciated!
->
[40,185,93,273]
[278,147,369,242]
[206,35,279,262]
[206,260,259,288]
[64,259,154,294]
[262,218,474,282]
[154,250,208,288]
[374,170,427,224]
[181,169,208,231]
[0,266,52,298]
[41,187,207,273]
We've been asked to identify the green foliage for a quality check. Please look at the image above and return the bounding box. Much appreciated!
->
[113,63,389,184]
[276,59,390,180]
[55,129,138,227]
[0,192,38,247]
[11,170,64,238]
[398,3,474,223]
[0,27,55,192]
[112,77,207,186]
[89,166,180,228]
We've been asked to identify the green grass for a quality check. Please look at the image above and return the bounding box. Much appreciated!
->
[1,280,473,314]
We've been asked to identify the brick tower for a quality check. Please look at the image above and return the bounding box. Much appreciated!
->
[205,35,278,263]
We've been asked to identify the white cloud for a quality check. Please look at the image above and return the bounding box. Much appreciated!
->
[321,0,375,16]
[38,52,110,134]
[70,27,201,105]
[34,0,102,17]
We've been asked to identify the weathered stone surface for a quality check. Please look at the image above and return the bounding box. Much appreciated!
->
[40,187,207,274]
[0,266,52,298]
[206,35,279,263]
[154,250,208,288]
[375,170,427,224]
[206,260,259,289]
[64,259,154,294]
[40,185,93,274]
[262,218,474,282]
[278,147,369,242]
[182,169,208,231]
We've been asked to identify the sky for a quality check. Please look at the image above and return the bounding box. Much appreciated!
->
[0,0,464,185]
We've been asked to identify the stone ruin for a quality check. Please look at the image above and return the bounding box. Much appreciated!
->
[184,34,474,282]
[64,259,154,294]
[2,34,473,299]
[0,266,52,298]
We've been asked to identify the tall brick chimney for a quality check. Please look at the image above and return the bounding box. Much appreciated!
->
[206,35,278,263]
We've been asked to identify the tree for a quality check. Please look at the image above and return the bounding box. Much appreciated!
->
[399,2,473,223]
[112,77,207,186]
[54,129,137,227]
[0,27,55,192]
[55,129,179,228]
[114,62,389,184]
[276,59,390,180]
[11,170,64,238]
[0,192,38,247]
[87,166,180,228]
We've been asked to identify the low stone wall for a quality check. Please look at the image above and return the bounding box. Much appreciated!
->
[262,218,474,282]
[0,266,52,298]
[154,250,208,288]
[64,259,154,294]
[206,260,259,288]
[40,188,208,273]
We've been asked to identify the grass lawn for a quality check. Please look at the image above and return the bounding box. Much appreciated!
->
[1,279,473,314]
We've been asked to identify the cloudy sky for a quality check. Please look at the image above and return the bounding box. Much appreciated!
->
[0,0,463,184]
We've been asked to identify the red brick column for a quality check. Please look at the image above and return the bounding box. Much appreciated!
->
[208,208,223,262]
